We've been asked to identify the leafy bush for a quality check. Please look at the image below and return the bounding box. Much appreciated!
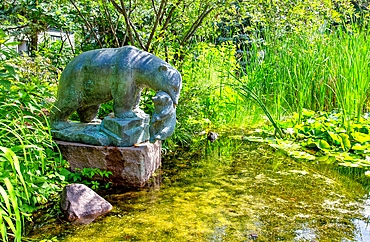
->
[37,39,75,71]
[0,30,68,241]
[216,0,368,49]
[164,42,248,152]
[247,109,370,175]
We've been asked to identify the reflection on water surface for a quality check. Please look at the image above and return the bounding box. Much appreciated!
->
[32,137,370,241]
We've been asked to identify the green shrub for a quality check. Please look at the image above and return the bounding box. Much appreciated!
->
[164,42,249,152]
[0,29,67,242]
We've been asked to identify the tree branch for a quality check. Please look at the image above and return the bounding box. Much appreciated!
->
[102,0,120,47]
[151,0,158,15]
[181,4,214,45]
[162,1,181,34]
[128,18,145,50]
[146,0,167,51]
[151,0,182,52]
[69,0,103,48]
[65,30,75,54]
[110,0,145,49]
[109,0,135,46]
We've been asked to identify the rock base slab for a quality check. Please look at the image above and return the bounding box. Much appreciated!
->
[56,140,161,187]
[101,115,150,146]
[51,123,109,146]
[51,112,151,147]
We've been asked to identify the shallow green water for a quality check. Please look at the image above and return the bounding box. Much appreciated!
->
[32,137,370,241]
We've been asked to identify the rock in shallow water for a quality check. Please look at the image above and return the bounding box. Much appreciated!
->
[60,184,113,225]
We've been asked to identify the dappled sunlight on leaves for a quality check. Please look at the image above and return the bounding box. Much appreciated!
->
[248,109,370,176]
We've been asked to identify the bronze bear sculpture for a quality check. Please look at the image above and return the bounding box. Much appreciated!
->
[50,46,182,130]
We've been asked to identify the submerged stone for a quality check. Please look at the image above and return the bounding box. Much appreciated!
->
[60,184,113,225]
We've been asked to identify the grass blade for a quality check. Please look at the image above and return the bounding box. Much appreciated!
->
[0,147,29,202]
[4,178,21,241]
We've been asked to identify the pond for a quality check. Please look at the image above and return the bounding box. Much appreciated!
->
[29,135,370,241]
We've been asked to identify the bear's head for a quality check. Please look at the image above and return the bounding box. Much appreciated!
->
[155,65,182,106]
[152,91,173,113]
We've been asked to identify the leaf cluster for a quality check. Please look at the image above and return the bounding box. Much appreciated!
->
[252,109,370,175]
[0,31,67,241]
[215,0,369,51]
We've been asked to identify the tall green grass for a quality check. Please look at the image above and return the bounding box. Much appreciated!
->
[241,28,370,125]
[0,101,65,241]
[0,30,66,241]
[175,27,370,146]
[176,43,247,132]
[0,178,22,242]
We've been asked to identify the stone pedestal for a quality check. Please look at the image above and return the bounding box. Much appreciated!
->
[56,140,161,187]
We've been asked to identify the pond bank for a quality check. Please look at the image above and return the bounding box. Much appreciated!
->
[28,136,370,241]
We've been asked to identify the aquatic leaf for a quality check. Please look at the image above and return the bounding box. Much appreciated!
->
[244,136,267,143]
[339,133,351,151]
[302,109,315,117]
[326,156,337,164]
[357,160,370,167]
[352,132,370,143]
[317,139,331,150]
[338,162,360,167]
[359,126,370,134]
[307,118,316,124]
[316,155,338,164]
[352,143,369,151]
[317,155,329,161]
[302,139,318,148]
[327,131,341,146]
[288,151,316,161]
[342,153,356,161]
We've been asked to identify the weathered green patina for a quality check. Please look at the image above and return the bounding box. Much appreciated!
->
[50,46,182,146]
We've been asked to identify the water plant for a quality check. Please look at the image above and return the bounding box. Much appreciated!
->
[240,27,370,124]
[245,109,370,176]
[231,73,284,139]
[167,42,248,151]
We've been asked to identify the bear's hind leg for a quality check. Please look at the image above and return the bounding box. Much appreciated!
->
[77,105,100,123]
[50,101,78,130]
